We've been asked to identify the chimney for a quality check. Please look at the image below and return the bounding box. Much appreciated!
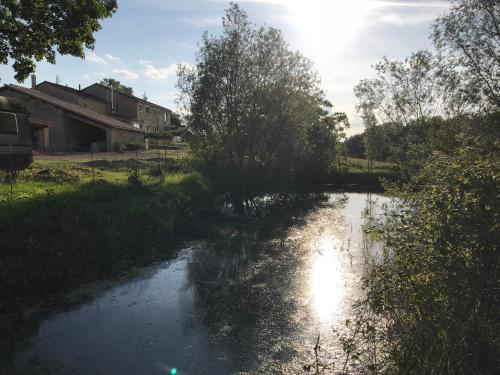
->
[31,74,37,89]
[78,84,81,91]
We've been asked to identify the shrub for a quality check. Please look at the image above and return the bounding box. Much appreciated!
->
[338,137,500,374]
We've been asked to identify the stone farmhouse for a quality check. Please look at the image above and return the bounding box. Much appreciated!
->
[0,76,173,152]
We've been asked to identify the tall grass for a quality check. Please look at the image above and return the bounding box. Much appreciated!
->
[0,162,215,314]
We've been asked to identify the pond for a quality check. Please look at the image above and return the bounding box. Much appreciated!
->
[0,192,389,375]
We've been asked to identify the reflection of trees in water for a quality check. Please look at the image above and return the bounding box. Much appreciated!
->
[186,229,310,372]
[184,194,350,373]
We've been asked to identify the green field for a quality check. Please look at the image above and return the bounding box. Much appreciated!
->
[0,153,215,318]
[341,157,397,172]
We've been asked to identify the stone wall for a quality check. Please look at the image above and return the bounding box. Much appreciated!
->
[136,103,170,133]
[110,128,145,147]
[0,88,66,149]
[83,84,138,120]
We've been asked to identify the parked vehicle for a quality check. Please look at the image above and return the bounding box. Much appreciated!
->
[0,96,33,171]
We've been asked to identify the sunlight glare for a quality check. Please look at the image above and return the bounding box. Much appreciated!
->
[287,0,374,57]
[310,236,345,323]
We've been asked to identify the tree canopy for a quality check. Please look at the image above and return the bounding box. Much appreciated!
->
[432,0,500,111]
[100,78,133,95]
[178,3,347,210]
[0,0,118,82]
[338,1,500,372]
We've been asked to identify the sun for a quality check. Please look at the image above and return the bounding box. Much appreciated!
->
[286,0,375,58]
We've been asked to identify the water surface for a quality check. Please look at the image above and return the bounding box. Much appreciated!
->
[1,192,388,374]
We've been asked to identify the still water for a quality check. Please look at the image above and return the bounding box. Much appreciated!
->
[1,192,388,375]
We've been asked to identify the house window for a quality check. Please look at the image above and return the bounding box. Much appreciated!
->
[164,113,167,122]
[139,104,142,112]
[133,122,141,129]
[146,106,150,114]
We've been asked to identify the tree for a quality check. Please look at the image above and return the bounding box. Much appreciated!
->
[0,0,118,82]
[432,0,500,111]
[170,112,182,128]
[344,133,365,159]
[354,51,457,173]
[337,1,500,372]
[178,3,345,210]
[100,78,133,95]
[354,50,444,130]
[336,129,500,374]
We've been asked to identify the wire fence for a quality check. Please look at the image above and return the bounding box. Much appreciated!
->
[0,144,189,198]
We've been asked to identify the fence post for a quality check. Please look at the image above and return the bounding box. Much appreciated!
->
[8,143,13,196]
[164,148,167,174]
[135,149,139,177]
[90,149,96,193]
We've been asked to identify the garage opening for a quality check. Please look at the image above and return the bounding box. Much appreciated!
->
[65,116,107,151]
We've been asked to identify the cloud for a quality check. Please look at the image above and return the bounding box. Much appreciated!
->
[373,1,450,8]
[182,15,221,27]
[139,59,151,65]
[143,64,179,80]
[105,53,121,62]
[85,52,107,65]
[379,12,439,25]
[112,68,139,80]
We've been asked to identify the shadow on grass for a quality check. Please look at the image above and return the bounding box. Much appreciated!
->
[0,175,215,312]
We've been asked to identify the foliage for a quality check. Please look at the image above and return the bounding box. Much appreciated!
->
[0,0,117,82]
[355,0,499,174]
[100,77,133,94]
[353,51,452,174]
[432,0,500,112]
[354,136,499,374]
[342,1,500,373]
[354,50,445,130]
[170,111,183,128]
[177,3,347,210]
[344,134,365,159]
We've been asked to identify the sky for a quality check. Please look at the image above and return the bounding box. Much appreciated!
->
[0,0,450,136]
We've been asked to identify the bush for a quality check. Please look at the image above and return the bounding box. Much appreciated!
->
[148,163,162,177]
[338,137,500,374]
[125,142,143,151]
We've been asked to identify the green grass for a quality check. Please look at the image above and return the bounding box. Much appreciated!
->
[0,158,215,314]
[310,157,401,188]
[341,157,397,172]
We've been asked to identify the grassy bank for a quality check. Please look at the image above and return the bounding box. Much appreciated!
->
[0,155,395,311]
[0,157,215,315]
[305,157,400,189]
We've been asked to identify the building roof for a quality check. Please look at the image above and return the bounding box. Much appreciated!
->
[37,81,106,102]
[83,83,171,112]
[2,85,145,133]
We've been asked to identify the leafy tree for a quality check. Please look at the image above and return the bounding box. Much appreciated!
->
[337,1,500,372]
[344,133,365,159]
[353,51,450,173]
[354,50,444,130]
[432,0,500,111]
[336,127,500,374]
[170,112,182,128]
[178,3,345,210]
[0,0,118,82]
[100,78,133,95]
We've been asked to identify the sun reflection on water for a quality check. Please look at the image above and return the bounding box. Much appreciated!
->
[310,236,346,323]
